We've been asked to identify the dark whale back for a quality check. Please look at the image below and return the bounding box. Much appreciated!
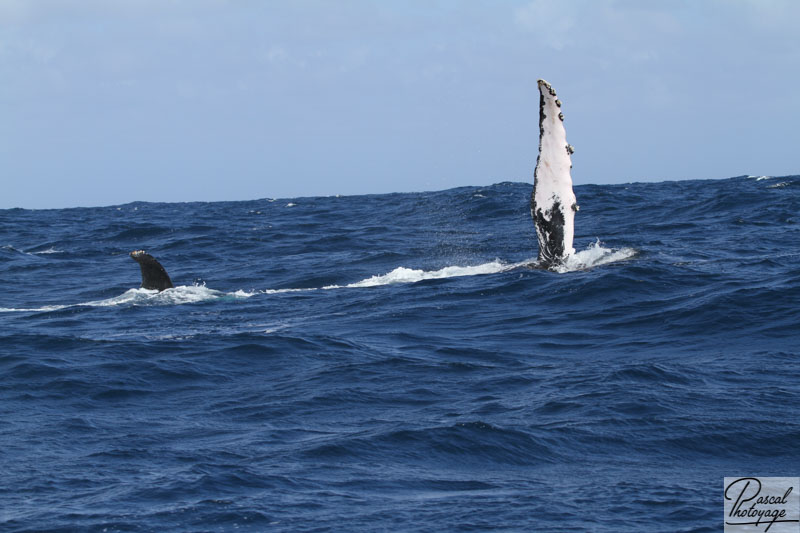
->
[130,250,174,291]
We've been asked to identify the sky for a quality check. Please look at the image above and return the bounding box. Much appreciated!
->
[1,0,799,209]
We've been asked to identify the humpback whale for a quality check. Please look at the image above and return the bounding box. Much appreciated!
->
[130,250,173,291]
[532,79,579,268]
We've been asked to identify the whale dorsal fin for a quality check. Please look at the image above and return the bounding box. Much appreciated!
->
[130,250,174,291]
[531,79,578,267]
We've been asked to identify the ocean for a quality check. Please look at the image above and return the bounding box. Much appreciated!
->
[1,175,798,532]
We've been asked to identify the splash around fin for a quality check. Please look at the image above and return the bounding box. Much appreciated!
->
[130,250,174,291]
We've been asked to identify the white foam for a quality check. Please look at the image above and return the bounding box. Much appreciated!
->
[263,287,315,295]
[0,304,68,313]
[230,289,257,298]
[553,240,637,273]
[1,246,637,314]
[2,245,63,256]
[255,261,516,295]
[87,285,254,306]
[334,260,513,288]
[279,246,633,293]
[0,285,252,313]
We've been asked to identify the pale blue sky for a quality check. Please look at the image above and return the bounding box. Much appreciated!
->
[2,0,798,208]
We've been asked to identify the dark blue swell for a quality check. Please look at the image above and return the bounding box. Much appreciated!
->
[1,176,799,532]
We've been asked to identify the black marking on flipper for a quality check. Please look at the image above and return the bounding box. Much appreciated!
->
[130,250,173,291]
[531,200,566,267]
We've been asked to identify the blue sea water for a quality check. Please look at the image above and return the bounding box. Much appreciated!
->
[1,175,799,532]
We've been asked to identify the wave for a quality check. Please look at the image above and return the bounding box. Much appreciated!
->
[331,260,513,289]
[1,244,36,257]
[91,285,254,306]
[267,241,635,294]
[1,244,63,257]
[32,247,63,255]
[260,261,518,295]
[0,304,68,313]
[0,241,635,313]
[0,285,253,313]
[555,240,638,273]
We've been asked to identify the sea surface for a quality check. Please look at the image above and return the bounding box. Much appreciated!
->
[1,175,799,532]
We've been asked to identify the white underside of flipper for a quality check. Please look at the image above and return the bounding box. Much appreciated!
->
[532,79,578,266]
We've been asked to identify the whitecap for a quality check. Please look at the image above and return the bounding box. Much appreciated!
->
[265,243,635,294]
[326,260,514,289]
[553,240,637,273]
[0,304,68,313]
[83,285,253,307]
[263,287,315,294]
[0,284,252,313]
[1,246,637,315]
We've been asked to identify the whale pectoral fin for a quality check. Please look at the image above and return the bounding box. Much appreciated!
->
[532,79,577,266]
[130,250,174,291]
